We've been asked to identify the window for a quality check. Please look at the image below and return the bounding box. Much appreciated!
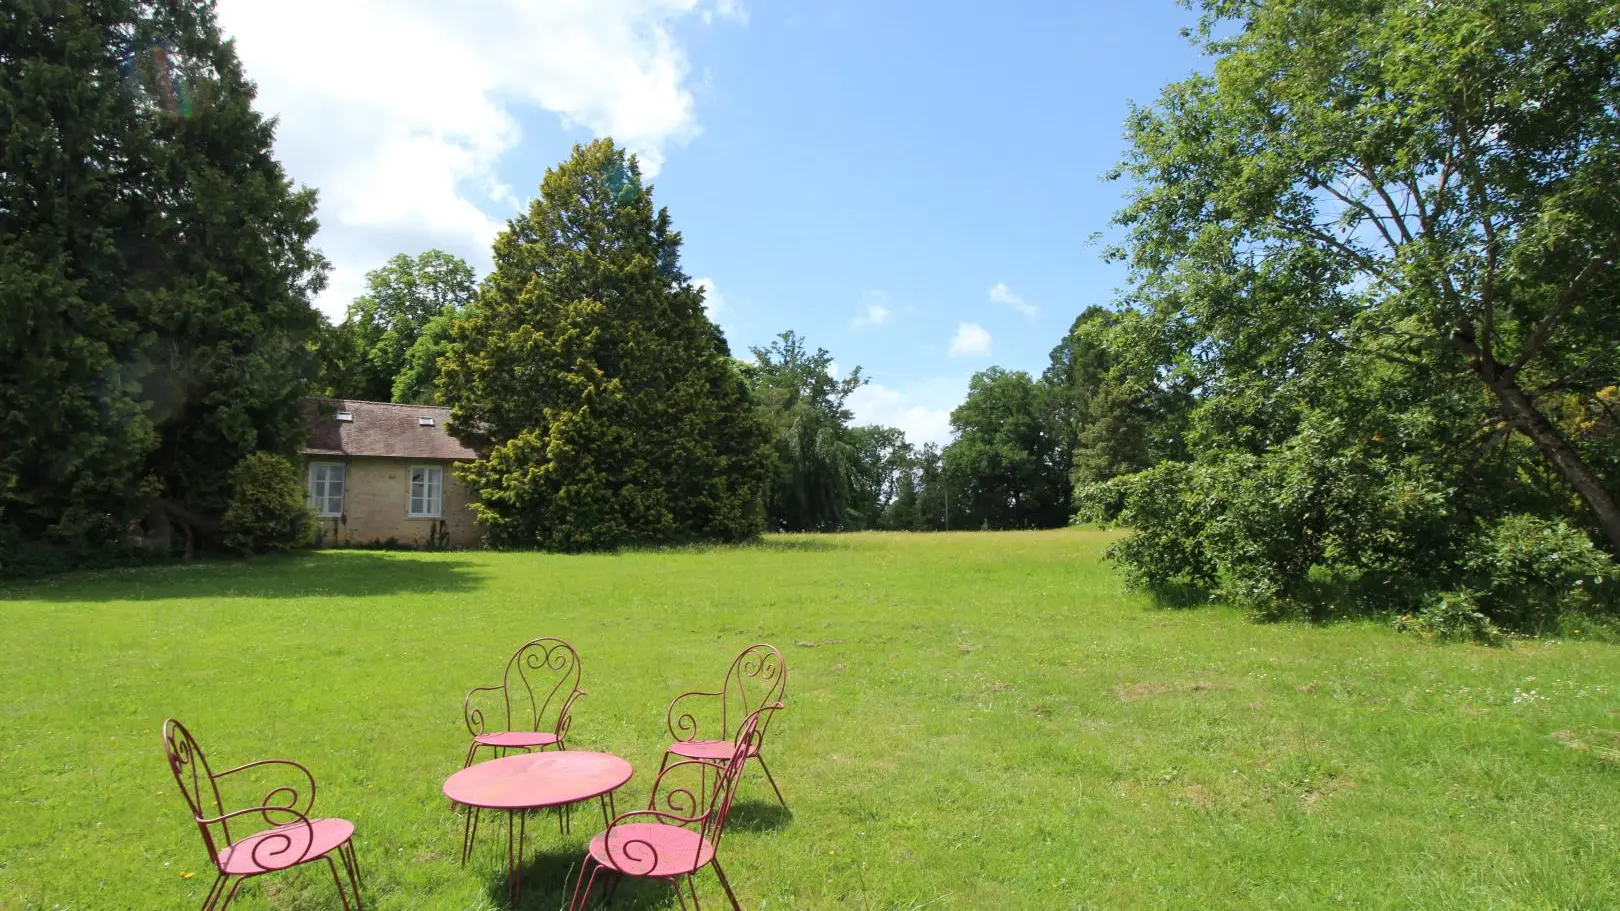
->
[335,411,354,422]
[417,416,436,426]
[409,465,443,517]
[308,463,345,517]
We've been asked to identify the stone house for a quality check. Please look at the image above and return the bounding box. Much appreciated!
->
[300,399,482,548]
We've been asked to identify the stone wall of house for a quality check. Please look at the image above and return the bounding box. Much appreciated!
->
[307,456,481,548]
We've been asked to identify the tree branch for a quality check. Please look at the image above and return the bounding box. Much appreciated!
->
[1503,254,1610,381]
[1315,172,1402,254]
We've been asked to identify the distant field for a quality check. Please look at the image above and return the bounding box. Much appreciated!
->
[2,530,1617,910]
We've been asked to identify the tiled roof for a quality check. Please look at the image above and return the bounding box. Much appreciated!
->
[301,399,479,461]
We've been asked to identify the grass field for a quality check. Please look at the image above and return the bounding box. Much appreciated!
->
[2,530,1618,910]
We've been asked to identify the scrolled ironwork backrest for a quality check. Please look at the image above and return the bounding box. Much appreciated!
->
[719,644,786,743]
[504,637,583,738]
[704,703,777,850]
[162,719,228,859]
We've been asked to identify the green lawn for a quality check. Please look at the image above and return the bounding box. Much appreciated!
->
[2,530,1618,910]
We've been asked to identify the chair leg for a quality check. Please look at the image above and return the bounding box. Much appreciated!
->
[323,855,354,911]
[670,877,690,911]
[463,740,482,769]
[568,856,601,911]
[755,754,788,808]
[201,873,233,911]
[603,870,622,906]
[340,841,365,910]
[712,859,743,911]
[689,872,704,910]
[217,875,246,911]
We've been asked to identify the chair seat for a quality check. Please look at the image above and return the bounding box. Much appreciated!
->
[666,739,758,761]
[216,818,354,875]
[589,823,715,877]
[475,731,561,749]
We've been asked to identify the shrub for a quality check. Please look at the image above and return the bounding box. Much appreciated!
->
[1395,591,1506,645]
[220,453,315,555]
[1461,514,1618,633]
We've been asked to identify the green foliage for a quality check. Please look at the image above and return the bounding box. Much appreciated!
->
[0,0,328,566]
[1462,514,1618,632]
[1094,0,1620,624]
[1047,307,1192,499]
[439,139,774,550]
[219,453,314,554]
[390,303,470,404]
[943,367,1071,529]
[1395,591,1507,646]
[846,424,911,530]
[332,250,477,402]
[743,332,874,531]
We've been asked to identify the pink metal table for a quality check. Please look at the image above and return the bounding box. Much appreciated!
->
[444,751,633,905]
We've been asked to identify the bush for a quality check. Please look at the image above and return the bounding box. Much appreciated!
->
[220,453,315,555]
[1460,514,1618,633]
[1395,591,1506,645]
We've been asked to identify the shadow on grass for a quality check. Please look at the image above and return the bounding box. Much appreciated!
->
[493,847,687,911]
[3,550,486,602]
[724,798,792,833]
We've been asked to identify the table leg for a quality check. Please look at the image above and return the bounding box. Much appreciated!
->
[504,810,529,906]
[460,805,481,867]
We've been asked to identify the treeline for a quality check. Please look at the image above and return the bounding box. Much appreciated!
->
[733,308,1185,535]
[303,256,1150,536]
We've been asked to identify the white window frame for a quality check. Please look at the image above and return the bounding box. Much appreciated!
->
[408,464,444,518]
[308,462,346,517]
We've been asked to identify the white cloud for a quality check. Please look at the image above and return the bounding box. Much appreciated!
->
[989,281,1038,318]
[704,0,750,24]
[852,303,893,329]
[827,361,840,379]
[948,322,993,357]
[694,276,723,318]
[214,0,742,318]
[848,383,955,448]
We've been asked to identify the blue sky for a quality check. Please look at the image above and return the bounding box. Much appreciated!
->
[217,0,1207,444]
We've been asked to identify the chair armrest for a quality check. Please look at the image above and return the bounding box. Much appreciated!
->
[665,689,723,742]
[554,688,585,741]
[464,684,504,737]
[211,758,317,819]
[197,805,316,871]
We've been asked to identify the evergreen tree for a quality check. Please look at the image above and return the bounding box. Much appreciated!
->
[439,139,773,550]
[1,0,327,566]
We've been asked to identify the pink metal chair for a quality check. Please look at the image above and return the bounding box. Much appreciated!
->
[161,719,363,911]
[569,704,780,911]
[662,643,788,807]
[462,637,585,768]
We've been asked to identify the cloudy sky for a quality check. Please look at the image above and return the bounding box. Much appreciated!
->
[214,0,1204,446]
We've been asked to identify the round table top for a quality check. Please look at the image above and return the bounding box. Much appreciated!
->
[443,751,633,811]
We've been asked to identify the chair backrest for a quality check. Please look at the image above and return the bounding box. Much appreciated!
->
[162,719,229,861]
[501,637,583,737]
[701,702,779,850]
[717,644,786,743]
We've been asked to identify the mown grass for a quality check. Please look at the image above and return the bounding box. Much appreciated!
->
[2,530,1618,910]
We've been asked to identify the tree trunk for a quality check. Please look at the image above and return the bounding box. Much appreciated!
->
[1479,365,1620,552]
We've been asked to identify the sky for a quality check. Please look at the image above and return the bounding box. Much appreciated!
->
[214,0,1209,447]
